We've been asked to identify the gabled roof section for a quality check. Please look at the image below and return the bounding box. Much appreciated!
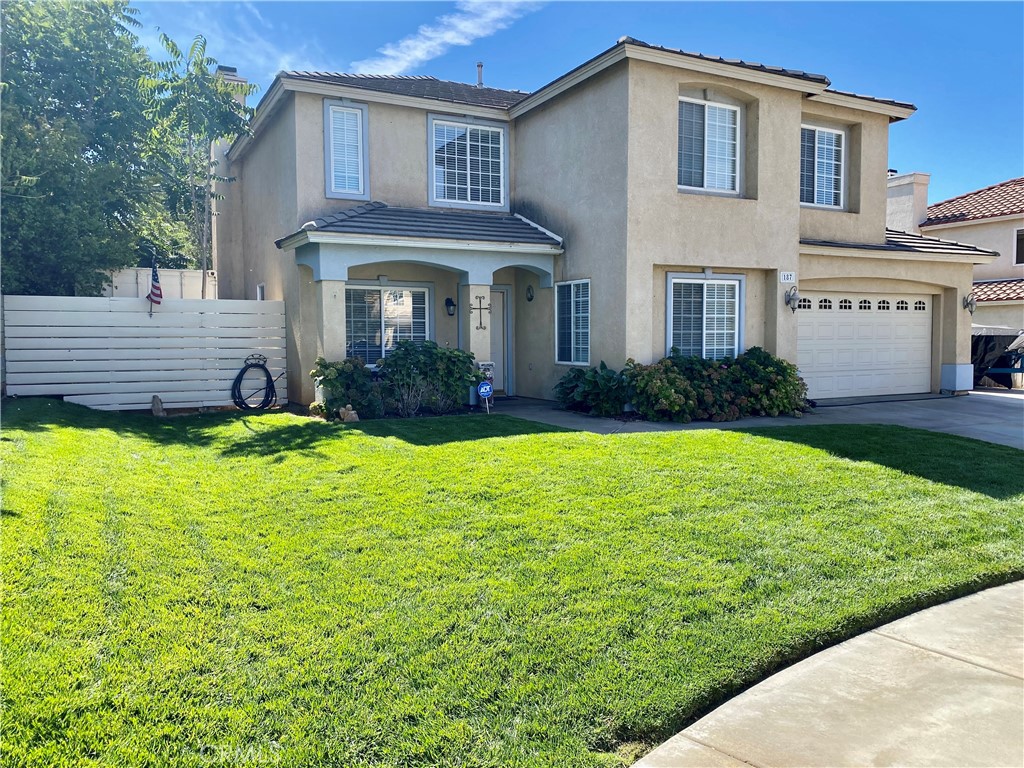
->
[276,202,562,249]
[280,71,528,109]
[801,228,999,260]
[922,177,1024,227]
[972,278,1024,303]
[618,37,830,85]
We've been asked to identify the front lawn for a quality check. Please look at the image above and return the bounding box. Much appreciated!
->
[3,398,1022,767]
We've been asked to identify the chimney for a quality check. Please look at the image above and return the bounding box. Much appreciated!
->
[476,61,484,88]
[886,171,930,233]
[215,65,248,107]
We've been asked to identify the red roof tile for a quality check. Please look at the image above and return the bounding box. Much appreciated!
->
[923,177,1024,227]
[973,278,1024,303]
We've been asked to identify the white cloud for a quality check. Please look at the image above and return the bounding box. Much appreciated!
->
[135,2,323,94]
[350,0,540,75]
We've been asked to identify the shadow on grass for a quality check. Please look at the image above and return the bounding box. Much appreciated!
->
[743,424,1024,500]
[2,397,571,455]
[220,413,571,455]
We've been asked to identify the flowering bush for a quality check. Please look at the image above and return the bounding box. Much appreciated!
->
[553,347,808,423]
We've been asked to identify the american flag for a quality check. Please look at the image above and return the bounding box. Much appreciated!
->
[146,262,162,305]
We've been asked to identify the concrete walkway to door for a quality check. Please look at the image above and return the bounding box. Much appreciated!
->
[498,390,1024,449]
[631,581,1024,768]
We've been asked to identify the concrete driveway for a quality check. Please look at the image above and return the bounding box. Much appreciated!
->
[502,390,1024,450]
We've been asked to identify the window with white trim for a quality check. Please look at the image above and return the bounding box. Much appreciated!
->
[326,102,367,199]
[555,280,590,364]
[800,126,844,207]
[678,98,739,193]
[345,287,428,362]
[430,117,506,207]
[668,279,740,360]
[1015,228,1023,265]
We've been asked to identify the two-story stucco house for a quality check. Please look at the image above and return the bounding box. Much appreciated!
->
[213,37,997,406]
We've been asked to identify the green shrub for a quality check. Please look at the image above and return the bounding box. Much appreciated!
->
[310,357,385,420]
[552,361,628,417]
[423,343,483,415]
[554,348,808,423]
[734,346,808,417]
[622,358,698,422]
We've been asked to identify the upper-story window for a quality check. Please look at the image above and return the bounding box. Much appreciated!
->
[1015,228,1023,265]
[800,126,844,208]
[429,115,507,209]
[324,100,369,200]
[678,97,739,193]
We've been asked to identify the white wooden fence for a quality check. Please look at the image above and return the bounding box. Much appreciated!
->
[2,296,286,410]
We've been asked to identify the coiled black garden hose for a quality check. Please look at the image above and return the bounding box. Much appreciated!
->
[231,354,278,410]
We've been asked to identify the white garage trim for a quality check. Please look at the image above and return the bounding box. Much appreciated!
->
[797,291,932,399]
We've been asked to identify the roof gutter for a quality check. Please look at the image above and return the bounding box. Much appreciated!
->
[805,91,916,122]
[800,243,998,265]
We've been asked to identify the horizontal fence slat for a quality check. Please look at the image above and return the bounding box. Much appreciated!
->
[6,366,286,386]
[5,311,284,329]
[9,357,286,374]
[5,335,286,350]
[4,347,285,363]
[4,296,284,314]
[5,325,284,339]
[3,294,288,410]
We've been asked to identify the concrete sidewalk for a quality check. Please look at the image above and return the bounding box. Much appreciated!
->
[633,581,1024,768]
[497,390,1024,449]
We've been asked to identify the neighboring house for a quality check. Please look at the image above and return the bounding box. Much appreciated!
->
[213,37,997,405]
[892,176,1023,331]
[101,268,218,299]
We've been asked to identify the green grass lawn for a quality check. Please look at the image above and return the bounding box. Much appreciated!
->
[3,398,1022,767]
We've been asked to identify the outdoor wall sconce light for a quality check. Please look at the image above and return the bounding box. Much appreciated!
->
[444,297,457,317]
[526,285,535,302]
[784,286,801,313]
[963,293,977,315]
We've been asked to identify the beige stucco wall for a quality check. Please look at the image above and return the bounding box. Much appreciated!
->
[513,62,630,396]
[623,59,802,365]
[974,303,1024,330]
[921,217,1023,281]
[293,91,514,225]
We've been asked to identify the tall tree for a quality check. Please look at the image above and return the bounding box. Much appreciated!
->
[142,34,255,298]
[1,1,156,295]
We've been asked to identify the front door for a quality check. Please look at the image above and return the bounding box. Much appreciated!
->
[489,290,507,393]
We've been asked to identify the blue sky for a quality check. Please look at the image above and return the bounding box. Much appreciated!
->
[134,1,1023,203]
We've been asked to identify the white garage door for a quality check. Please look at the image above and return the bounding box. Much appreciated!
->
[797,293,932,399]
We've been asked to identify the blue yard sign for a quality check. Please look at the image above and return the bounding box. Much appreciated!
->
[477,381,493,399]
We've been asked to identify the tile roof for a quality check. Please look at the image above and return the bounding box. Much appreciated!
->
[280,72,528,109]
[972,278,1024,303]
[801,228,999,259]
[617,37,830,85]
[277,202,562,248]
[922,177,1024,227]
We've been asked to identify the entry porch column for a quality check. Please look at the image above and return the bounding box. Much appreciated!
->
[315,279,347,361]
[459,283,492,370]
